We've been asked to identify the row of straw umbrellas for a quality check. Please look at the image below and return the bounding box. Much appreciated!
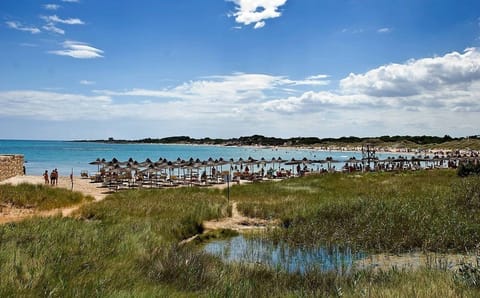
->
[90,154,480,174]
[89,156,335,175]
[89,154,480,182]
[88,156,333,190]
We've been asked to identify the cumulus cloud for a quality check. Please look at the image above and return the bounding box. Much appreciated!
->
[4,48,480,137]
[228,0,287,29]
[261,48,480,117]
[340,48,480,97]
[49,40,104,59]
[6,21,41,34]
[41,15,84,25]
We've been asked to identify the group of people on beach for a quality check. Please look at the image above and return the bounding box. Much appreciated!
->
[43,169,58,185]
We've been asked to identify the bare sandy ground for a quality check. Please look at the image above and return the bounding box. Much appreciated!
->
[203,202,279,232]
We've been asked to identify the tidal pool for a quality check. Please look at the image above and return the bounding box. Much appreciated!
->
[204,235,366,274]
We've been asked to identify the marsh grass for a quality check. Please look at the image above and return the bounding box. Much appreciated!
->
[1,171,480,296]
[231,170,480,252]
[0,183,93,210]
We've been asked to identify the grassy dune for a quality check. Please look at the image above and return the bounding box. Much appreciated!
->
[1,171,480,296]
[0,183,93,210]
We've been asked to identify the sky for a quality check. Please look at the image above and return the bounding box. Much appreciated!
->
[1,0,480,140]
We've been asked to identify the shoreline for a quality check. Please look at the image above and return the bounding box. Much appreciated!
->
[71,140,480,156]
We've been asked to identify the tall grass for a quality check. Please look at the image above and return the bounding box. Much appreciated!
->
[1,171,480,296]
[0,187,229,296]
[0,183,93,210]
[231,170,480,252]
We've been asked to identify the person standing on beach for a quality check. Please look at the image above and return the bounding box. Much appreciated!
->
[44,170,49,185]
[50,170,55,186]
[54,168,58,185]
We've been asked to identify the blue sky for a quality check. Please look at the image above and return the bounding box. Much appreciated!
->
[1,0,480,140]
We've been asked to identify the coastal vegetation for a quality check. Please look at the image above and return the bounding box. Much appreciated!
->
[78,134,480,150]
[1,170,480,296]
[0,183,93,210]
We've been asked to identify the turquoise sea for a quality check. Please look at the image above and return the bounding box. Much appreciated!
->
[0,140,388,176]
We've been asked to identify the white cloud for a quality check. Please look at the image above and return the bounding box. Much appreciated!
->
[49,40,104,59]
[61,0,80,2]
[377,27,391,33]
[253,21,265,29]
[340,48,480,97]
[228,0,287,29]
[96,73,282,104]
[260,48,480,119]
[95,73,330,104]
[41,15,84,25]
[3,48,480,137]
[80,80,95,85]
[43,23,65,35]
[281,74,330,86]
[0,91,111,120]
[341,28,364,34]
[44,4,60,10]
[6,21,41,34]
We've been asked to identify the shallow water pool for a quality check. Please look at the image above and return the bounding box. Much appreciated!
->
[203,235,365,274]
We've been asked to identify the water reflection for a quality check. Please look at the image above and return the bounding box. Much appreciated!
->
[204,235,365,274]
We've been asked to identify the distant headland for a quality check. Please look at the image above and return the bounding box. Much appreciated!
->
[74,135,480,150]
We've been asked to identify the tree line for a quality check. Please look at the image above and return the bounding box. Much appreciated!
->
[80,134,480,146]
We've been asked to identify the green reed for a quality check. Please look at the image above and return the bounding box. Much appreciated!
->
[230,170,480,253]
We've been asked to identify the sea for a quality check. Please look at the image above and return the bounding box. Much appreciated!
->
[0,140,394,176]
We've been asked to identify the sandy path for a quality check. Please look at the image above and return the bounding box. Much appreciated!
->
[203,202,279,232]
[0,175,107,224]
[180,202,280,244]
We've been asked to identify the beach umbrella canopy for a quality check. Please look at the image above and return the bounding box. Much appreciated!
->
[89,158,103,171]
[285,158,302,165]
[138,158,153,167]
[89,158,102,165]
[302,157,312,164]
